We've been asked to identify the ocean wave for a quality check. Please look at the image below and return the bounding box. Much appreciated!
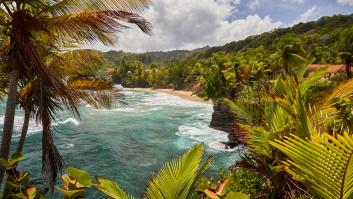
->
[208,141,237,152]
[191,113,212,121]
[92,106,161,113]
[140,92,209,108]
[120,90,134,96]
[0,116,80,136]
[175,123,235,153]
[93,107,139,113]
[54,118,80,126]
[139,159,157,167]
[60,143,75,150]
[113,84,124,90]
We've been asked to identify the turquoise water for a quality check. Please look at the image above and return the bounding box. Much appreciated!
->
[1,88,240,198]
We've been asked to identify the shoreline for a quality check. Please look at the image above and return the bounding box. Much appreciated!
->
[129,88,213,105]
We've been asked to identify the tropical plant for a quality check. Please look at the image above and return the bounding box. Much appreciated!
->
[271,41,308,77]
[0,153,48,198]
[54,144,248,199]
[0,0,151,187]
[197,179,249,199]
[270,132,353,199]
[339,26,353,79]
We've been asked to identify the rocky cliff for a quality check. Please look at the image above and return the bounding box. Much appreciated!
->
[210,100,240,147]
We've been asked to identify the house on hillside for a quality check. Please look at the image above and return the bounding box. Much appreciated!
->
[308,64,351,77]
[105,67,115,73]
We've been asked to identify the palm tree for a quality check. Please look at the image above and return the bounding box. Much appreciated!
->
[56,144,249,199]
[340,27,353,79]
[0,0,151,186]
[270,132,353,199]
[272,42,308,78]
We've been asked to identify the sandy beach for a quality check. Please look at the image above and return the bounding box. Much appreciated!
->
[130,88,213,105]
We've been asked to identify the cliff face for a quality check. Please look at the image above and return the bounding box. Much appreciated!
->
[209,100,240,147]
[210,101,234,132]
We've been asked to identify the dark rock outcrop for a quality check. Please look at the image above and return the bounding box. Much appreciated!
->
[210,100,240,147]
[210,100,235,132]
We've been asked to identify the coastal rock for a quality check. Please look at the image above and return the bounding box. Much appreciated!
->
[210,100,240,147]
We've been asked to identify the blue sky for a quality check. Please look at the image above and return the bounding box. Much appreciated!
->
[87,0,353,52]
[234,0,353,23]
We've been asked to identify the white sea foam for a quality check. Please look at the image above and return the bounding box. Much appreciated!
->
[120,90,134,96]
[0,115,80,137]
[191,113,212,121]
[175,122,236,152]
[139,160,157,167]
[60,143,75,149]
[140,92,209,108]
[93,107,139,113]
[208,141,237,152]
[54,118,80,126]
[0,115,42,135]
[113,84,124,90]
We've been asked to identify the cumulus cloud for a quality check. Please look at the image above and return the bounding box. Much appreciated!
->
[336,0,353,6]
[88,0,281,52]
[291,6,318,25]
[249,0,260,11]
[282,0,304,4]
[248,0,304,11]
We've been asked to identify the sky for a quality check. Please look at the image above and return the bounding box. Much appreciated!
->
[86,0,353,52]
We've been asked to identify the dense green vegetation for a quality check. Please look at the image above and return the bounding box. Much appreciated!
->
[0,0,353,197]
[105,13,353,97]
[0,0,151,195]
[100,15,353,199]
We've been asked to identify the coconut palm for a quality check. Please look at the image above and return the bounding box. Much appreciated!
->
[272,42,308,78]
[56,144,249,199]
[270,132,353,199]
[339,27,353,79]
[13,50,118,187]
[0,0,151,186]
[57,145,212,199]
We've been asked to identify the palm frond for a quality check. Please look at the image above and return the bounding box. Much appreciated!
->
[298,67,327,103]
[144,144,205,199]
[270,132,353,199]
[39,0,150,16]
[95,177,135,199]
[75,90,115,109]
[43,10,151,45]
[317,79,353,127]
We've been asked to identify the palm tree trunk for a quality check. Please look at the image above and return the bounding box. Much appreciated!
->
[16,109,30,153]
[345,58,352,79]
[0,69,19,185]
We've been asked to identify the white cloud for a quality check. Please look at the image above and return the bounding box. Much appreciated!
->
[249,0,260,11]
[337,0,353,6]
[282,0,304,3]
[248,0,304,11]
[291,6,318,26]
[87,0,281,52]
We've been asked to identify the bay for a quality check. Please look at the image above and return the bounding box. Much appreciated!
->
[1,88,241,198]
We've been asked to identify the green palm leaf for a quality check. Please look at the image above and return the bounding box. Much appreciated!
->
[270,132,353,199]
[144,144,205,199]
[39,0,149,16]
[95,177,135,199]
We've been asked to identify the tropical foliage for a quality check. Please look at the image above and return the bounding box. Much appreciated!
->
[270,133,353,199]
[0,145,248,198]
[0,0,151,189]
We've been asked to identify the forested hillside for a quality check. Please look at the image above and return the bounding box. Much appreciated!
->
[99,13,353,95]
[104,13,353,66]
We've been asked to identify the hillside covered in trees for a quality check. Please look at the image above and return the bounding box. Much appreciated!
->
[104,13,353,66]
[99,13,353,97]
[2,0,353,197]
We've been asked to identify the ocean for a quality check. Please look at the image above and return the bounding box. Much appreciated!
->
[1,87,241,198]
